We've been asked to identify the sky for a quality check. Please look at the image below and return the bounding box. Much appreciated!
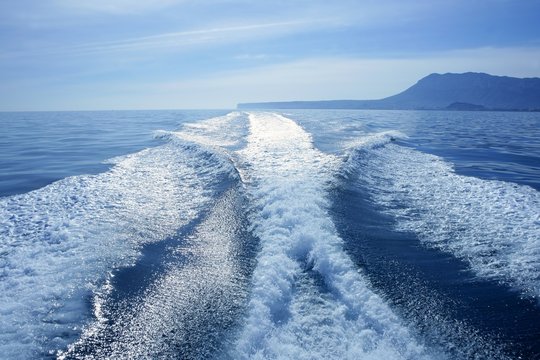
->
[1,0,540,110]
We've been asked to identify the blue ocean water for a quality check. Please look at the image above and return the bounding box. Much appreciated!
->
[0,110,229,197]
[0,110,539,359]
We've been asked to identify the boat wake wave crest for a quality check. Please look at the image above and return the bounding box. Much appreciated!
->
[229,113,435,359]
[344,139,540,299]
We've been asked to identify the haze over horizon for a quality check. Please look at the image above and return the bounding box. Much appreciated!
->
[1,0,540,111]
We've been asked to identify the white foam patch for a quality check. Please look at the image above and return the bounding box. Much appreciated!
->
[0,128,237,358]
[348,142,540,299]
[346,130,408,150]
[156,111,249,148]
[231,113,437,359]
[341,131,408,176]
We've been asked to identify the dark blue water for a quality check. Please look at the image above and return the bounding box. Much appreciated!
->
[0,110,539,359]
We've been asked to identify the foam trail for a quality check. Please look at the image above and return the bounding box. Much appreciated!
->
[340,131,407,176]
[231,113,437,359]
[60,187,255,359]
[156,111,249,149]
[0,114,240,359]
[347,142,540,299]
[345,130,408,151]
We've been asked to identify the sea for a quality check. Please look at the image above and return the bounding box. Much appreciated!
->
[0,109,539,359]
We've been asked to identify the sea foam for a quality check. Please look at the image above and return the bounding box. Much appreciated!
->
[0,115,239,358]
[231,113,437,359]
[155,111,249,149]
[346,141,540,299]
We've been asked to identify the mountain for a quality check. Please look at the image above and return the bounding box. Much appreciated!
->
[237,72,540,111]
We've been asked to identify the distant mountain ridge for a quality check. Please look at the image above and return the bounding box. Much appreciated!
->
[237,72,540,111]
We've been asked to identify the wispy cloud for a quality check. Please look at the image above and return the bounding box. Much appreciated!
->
[71,20,322,54]
[3,18,332,59]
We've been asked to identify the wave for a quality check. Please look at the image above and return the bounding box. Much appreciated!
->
[230,113,438,359]
[346,130,408,151]
[155,111,249,149]
[340,130,407,177]
[0,116,240,358]
[345,140,540,299]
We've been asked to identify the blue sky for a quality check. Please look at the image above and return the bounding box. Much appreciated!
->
[1,0,540,110]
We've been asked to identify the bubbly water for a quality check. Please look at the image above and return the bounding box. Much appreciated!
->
[0,109,539,359]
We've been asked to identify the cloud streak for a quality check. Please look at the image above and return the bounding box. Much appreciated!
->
[70,20,326,54]
[2,18,334,60]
